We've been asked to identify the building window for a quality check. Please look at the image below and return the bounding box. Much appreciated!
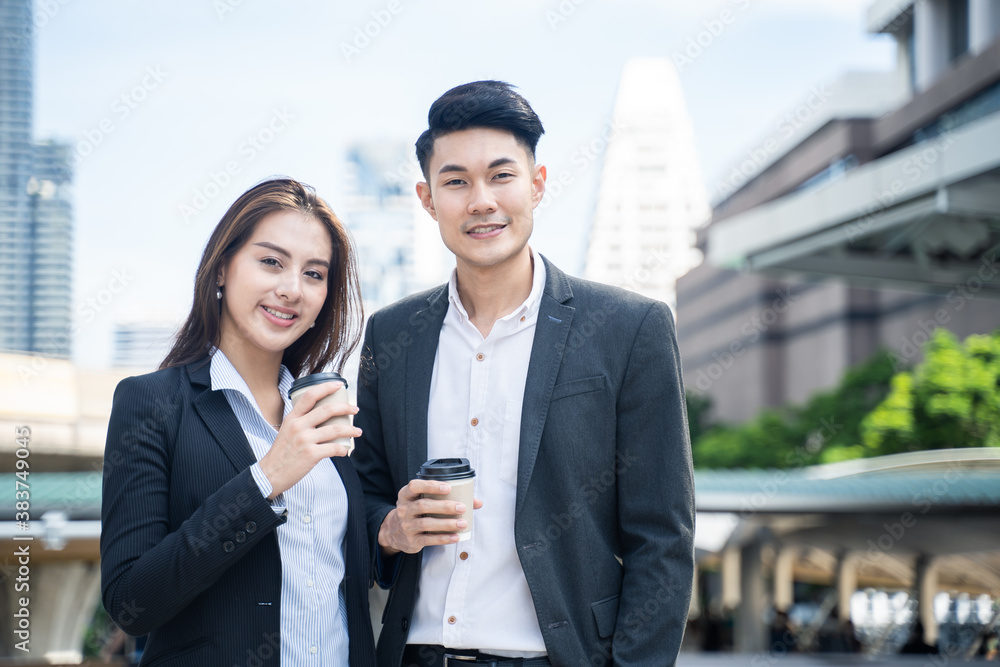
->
[948,0,970,62]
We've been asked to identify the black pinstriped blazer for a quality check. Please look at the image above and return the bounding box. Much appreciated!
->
[100,356,375,666]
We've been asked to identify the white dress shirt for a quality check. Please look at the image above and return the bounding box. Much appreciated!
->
[210,349,350,666]
[408,248,547,657]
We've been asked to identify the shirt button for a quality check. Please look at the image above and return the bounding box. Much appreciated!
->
[448,616,457,625]
[309,645,317,654]
[303,515,311,523]
[460,552,469,560]
[520,316,526,322]
[476,353,485,361]
[307,579,314,587]
[470,418,479,427]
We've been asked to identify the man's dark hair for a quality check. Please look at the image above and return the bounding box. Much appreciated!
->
[415,80,545,180]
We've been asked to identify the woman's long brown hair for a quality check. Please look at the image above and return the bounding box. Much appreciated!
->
[160,178,363,377]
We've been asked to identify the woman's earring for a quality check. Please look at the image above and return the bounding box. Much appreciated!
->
[309,321,315,328]
[216,287,222,300]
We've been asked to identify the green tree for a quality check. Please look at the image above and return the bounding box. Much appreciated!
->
[688,330,1000,469]
[691,408,800,469]
[805,349,900,464]
[861,329,1000,452]
[689,350,898,469]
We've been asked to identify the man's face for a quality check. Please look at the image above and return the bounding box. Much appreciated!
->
[417,127,546,271]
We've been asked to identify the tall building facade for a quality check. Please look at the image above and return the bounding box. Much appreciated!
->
[584,58,709,309]
[678,0,1000,424]
[0,0,37,353]
[337,142,449,384]
[0,0,74,358]
[342,142,449,314]
[343,142,419,314]
[27,142,73,356]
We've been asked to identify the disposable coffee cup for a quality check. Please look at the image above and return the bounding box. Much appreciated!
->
[289,372,353,454]
[417,458,476,542]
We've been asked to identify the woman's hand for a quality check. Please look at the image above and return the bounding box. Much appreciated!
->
[258,382,361,499]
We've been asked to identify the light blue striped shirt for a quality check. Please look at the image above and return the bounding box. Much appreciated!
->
[210,349,350,666]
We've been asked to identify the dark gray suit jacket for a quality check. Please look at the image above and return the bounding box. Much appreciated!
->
[352,256,694,666]
[100,356,376,666]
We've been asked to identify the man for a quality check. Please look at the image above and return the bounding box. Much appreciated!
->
[352,80,694,667]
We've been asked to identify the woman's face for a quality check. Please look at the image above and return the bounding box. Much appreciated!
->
[217,210,333,363]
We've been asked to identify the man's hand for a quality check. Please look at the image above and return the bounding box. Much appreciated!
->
[378,479,483,556]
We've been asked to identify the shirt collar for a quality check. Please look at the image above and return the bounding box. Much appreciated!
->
[447,246,547,324]
[209,347,295,407]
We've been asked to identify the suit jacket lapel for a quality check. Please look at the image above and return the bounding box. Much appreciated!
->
[187,357,258,474]
[516,256,574,514]
[404,285,449,478]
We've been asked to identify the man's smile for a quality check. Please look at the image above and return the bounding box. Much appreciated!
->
[464,217,511,239]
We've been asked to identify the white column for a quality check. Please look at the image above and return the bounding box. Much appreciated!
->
[836,552,858,622]
[736,541,767,653]
[970,0,1000,54]
[895,34,914,96]
[774,547,796,613]
[689,567,701,618]
[28,561,102,663]
[914,0,951,91]
[916,556,939,645]
[721,547,741,610]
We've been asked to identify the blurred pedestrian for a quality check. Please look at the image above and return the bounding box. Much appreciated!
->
[981,631,999,660]
[900,620,936,654]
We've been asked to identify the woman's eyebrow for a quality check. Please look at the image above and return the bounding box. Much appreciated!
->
[254,241,330,268]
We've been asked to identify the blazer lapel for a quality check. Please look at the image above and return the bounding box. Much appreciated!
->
[187,358,258,474]
[404,285,449,478]
[516,256,574,514]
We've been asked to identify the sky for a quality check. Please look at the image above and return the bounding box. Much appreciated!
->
[26,0,897,367]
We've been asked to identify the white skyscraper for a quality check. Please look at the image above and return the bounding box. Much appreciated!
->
[584,58,709,309]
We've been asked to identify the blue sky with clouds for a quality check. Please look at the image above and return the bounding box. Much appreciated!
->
[27,0,896,366]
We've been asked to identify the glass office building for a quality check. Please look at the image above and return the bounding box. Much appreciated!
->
[0,0,74,357]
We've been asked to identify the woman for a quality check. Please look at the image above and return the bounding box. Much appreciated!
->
[100,178,375,666]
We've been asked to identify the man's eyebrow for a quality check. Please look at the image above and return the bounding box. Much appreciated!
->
[437,157,518,175]
[253,241,330,268]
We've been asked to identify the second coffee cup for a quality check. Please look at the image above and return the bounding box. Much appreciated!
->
[417,458,476,542]
[288,372,354,454]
